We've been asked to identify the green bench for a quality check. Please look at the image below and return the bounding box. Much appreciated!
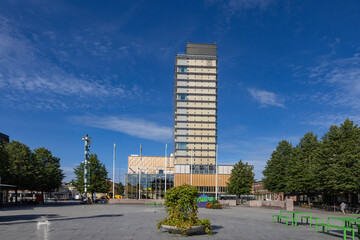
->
[301,216,323,226]
[272,215,294,226]
[316,223,355,240]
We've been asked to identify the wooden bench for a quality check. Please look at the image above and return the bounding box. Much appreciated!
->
[272,215,293,226]
[301,216,323,226]
[316,223,355,240]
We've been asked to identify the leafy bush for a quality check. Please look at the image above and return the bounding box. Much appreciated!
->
[158,184,212,235]
[205,200,222,209]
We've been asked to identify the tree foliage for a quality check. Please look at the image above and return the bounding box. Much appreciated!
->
[5,141,37,190]
[285,132,319,195]
[263,140,293,194]
[33,147,64,192]
[262,119,360,202]
[316,119,360,195]
[0,141,63,192]
[226,160,254,196]
[73,153,109,195]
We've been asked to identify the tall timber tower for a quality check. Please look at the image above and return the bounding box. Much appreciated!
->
[174,43,218,166]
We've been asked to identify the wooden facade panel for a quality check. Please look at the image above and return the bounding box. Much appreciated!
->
[175,174,230,187]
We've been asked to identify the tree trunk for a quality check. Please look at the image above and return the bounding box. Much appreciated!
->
[41,191,44,204]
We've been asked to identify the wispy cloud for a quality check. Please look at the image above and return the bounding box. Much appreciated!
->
[71,115,172,141]
[301,113,360,128]
[0,14,140,111]
[207,0,275,15]
[307,56,360,108]
[248,88,285,108]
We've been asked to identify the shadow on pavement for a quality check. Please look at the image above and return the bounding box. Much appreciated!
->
[0,214,123,226]
[0,202,82,211]
[0,214,59,222]
[211,225,223,235]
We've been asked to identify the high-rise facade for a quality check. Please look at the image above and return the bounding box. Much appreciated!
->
[125,43,235,199]
[174,43,218,165]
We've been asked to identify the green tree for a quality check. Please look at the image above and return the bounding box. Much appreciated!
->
[0,141,9,184]
[285,132,320,203]
[5,141,37,192]
[263,140,293,194]
[118,182,124,195]
[33,147,64,202]
[73,153,110,199]
[226,160,254,196]
[316,119,360,199]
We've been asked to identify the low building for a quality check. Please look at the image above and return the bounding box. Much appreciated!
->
[125,155,234,199]
[252,181,284,201]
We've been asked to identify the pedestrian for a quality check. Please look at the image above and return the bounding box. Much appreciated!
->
[10,195,13,203]
[340,201,346,214]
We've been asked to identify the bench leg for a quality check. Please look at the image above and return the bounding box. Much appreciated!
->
[343,229,346,240]
[285,218,288,226]
[352,229,354,240]
[309,217,312,227]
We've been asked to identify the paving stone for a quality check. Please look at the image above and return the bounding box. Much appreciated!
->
[0,203,351,240]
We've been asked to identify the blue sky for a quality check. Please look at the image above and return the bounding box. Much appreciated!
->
[1,0,360,183]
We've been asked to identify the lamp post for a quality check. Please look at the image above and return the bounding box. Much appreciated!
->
[113,142,116,199]
[139,143,142,200]
[165,144,167,193]
[82,134,91,203]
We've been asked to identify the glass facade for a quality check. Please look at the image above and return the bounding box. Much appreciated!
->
[125,174,174,199]
[191,164,216,174]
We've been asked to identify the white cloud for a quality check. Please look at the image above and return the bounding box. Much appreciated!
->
[207,0,275,14]
[248,88,285,108]
[71,115,172,142]
[301,113,360,128]
[0,15,138,110]
[307,56,360,108]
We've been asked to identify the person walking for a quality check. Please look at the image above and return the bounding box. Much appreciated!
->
[340,201,346,214]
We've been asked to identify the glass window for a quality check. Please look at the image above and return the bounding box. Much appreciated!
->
[177,143,187,149]
[178,66,187,72]
[177,94,187,100]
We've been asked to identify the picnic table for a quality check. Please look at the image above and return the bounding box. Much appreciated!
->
[280,210,312,226]
[316,216,360,240]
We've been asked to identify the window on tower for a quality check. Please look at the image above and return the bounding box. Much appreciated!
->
[178,66,187,72]
[177,94,187,100]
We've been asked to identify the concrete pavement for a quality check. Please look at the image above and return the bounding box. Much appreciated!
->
[0,203,353,240]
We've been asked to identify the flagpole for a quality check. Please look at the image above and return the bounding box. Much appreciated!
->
[165,144,167,193]
[113,142,116,199]
[215,144,218,200]
[190,148,193,185]
[139,143,142,200]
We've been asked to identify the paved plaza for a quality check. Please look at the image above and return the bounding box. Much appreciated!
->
[0,203,354,240]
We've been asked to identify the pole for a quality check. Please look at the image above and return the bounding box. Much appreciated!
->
[113,142,116,199]
[82,134,91,203]
[139,143,142,200]
[215,144,218,200]
[165,144,167,193]
[190,148,193,185]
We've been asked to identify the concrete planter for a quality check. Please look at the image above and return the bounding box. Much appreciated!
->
[161,225,204,235]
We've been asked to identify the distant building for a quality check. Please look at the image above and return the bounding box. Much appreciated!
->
[125,43,234,199]
[0,133,9,144]
[174,43,218,165]
[252,181,284,201]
